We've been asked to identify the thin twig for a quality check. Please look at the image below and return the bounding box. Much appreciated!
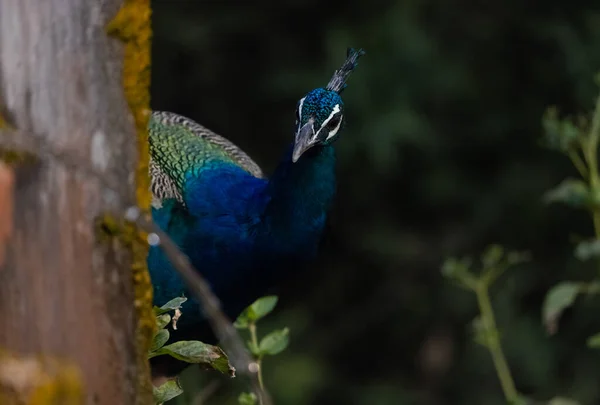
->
[567,149,588,179]
[191,379,221,405]
[248,323,264,391]
[125,207,271,405]
[583,93,600,270]
[589,91,600,148]
[474,282,518,403]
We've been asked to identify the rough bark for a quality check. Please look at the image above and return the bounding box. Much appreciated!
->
[0,1,152,404]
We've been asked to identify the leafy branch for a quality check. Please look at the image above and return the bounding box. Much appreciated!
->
[541,74,600,339]
[235,296,290,405]
[149,297,234,405]
[543,75,600,246]
[149,295,290,405]
[442,245,529,404]
[441,71,600,405]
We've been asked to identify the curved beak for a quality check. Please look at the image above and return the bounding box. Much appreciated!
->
[292,118,316,163]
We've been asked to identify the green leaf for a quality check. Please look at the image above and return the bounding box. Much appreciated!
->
[440,257,472,280]
[154,296,187,315]
[233,317,249,329]
[153,379,183,404]
[481,244,504,269]
[542,282,582,334]
[587,332,600,348]
[574,239,600,261]
[238,392,258,405]
[259,327,289,356]
[506,251,531,265]
[149,340,235,376]
[150,329,170,353]
[542,107,581,151]
[235,296,279,328]
[547,397,582,405]
[543,179,590,207]
[247,339,260,357]
[561,121,580,144]
[156,314,171,330]
[250,296,279,319]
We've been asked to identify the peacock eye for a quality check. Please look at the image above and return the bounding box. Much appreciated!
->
[326,114,342,129]
[323,113,343,142]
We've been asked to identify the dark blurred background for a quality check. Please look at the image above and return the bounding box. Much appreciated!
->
[151,1,600,404]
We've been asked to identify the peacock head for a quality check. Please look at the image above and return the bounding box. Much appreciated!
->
[292,48,365,163]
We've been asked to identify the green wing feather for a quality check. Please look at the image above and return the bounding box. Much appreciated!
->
[149,111,264,206]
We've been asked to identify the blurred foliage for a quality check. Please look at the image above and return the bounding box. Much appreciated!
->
[151,0,600,404]
[442,245,530,404]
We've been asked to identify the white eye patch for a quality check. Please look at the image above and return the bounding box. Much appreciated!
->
[317,104,342,141]
[325,115,343,141]
[297,97,306,125]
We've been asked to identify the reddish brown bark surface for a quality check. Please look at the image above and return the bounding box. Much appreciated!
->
[0,163,13,266]
[0,1,152,404]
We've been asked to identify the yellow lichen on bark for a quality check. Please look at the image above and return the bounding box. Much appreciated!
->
[106,0,155,401]
[0,351,83,405]
[0,148,37,167]
[0,107,12,130]
[106,0,152,210]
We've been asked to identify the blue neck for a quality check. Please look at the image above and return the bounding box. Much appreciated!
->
[259,144,336,254]
[147,142,337,330]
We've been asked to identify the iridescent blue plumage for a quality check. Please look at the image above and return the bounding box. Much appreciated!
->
[148,49,364,377]
[297,88,343,130]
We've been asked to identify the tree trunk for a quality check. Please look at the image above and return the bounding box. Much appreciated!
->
[0,1,153,404]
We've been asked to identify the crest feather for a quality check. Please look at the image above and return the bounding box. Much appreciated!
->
[325,48,366,94]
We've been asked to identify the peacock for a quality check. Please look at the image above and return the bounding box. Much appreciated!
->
[147,48,365,378]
